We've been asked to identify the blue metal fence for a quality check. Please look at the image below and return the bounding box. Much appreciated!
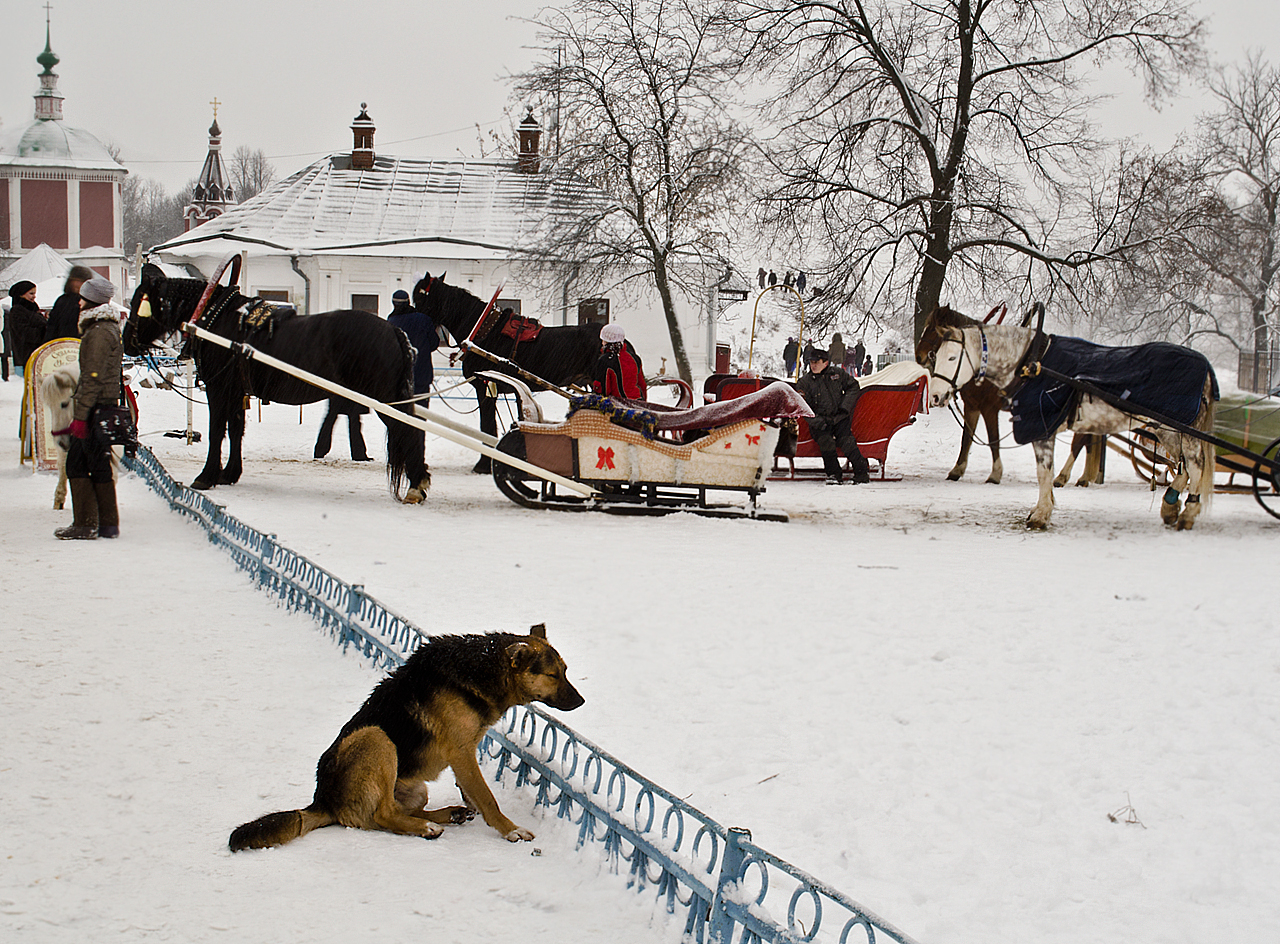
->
[123,444,922,944]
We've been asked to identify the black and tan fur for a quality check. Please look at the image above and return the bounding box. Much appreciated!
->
[228,624,584,852]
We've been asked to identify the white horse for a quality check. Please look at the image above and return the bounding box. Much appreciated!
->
[41,365,121,509]
[928,326,1216,530]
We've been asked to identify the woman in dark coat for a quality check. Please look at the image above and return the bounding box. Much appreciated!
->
[44,265,95,343]
[54,277,123,540]
[7,281,47,376]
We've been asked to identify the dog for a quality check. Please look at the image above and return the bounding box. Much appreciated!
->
[229,623,584,852]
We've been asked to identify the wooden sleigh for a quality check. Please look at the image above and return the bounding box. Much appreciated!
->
[704,363,930,481]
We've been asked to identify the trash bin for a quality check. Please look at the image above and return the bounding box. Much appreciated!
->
[715,343,731,374]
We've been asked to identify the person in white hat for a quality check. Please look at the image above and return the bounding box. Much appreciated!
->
[591,323,647,401]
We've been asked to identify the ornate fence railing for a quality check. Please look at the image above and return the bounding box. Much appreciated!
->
[123,443,922,944]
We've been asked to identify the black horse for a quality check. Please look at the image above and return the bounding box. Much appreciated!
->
[412,273,604,472]
[125,263,431,502]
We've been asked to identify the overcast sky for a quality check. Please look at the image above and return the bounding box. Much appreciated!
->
[1,0,1275,195]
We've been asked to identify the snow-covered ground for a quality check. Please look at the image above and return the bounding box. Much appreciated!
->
[3,371,1278,943]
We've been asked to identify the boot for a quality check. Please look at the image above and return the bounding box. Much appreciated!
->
[95,480,120,538]
[822,453,843,485]
[55,478,99,540]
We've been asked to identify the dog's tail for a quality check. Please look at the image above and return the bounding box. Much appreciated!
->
[229,804,335,852]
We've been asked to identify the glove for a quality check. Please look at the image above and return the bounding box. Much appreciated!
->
[69,419,89,440]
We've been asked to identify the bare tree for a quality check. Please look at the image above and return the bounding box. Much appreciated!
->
[733,0,1206,341]
[122,176,190,253]
[229,146,277,203]
[511,0,751,382]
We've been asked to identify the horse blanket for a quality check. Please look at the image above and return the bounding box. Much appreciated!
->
[1009,336,1218,444]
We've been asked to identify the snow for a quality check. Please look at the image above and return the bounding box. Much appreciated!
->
[3,372,1278,943]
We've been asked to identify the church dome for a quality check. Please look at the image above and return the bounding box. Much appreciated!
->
[0,119,123,172]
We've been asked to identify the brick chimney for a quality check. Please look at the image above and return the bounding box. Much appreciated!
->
[351,103,375,170]
[517,107,541,174]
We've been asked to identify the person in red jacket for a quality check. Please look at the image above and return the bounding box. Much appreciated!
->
[592,323,647,401]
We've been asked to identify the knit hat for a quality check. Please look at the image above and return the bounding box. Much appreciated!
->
[79,277,116,305]
[392,290,410,302]
[600,323,625,343]
[9,280,36,298]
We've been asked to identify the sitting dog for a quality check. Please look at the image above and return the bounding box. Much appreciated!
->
[229,623,584,851]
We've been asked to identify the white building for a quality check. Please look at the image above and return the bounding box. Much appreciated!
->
[150,107,743,377]
[0,22,127,287]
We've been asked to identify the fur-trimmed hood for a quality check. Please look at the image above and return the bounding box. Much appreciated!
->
[77,302,120,333]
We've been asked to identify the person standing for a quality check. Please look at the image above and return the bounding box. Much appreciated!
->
[1,298,11,381]
[385,289,439,407]
[852,338,866,376]
[44,265,95,343]
[7,281,46,377]
[783,336,799,377]
[796,348,871,485]
[314,397,371,461]
[828,333,846,374]
[592,323,647,400]
[55,277,123,539]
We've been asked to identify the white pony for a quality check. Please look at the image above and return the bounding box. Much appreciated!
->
[41,365,120,509]
[928,325,1216,530]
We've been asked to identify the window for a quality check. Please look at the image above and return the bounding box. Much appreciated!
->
[351,294,379,314]
[495,298,521,315]
[578,298,609,325]
[258,290,290,303]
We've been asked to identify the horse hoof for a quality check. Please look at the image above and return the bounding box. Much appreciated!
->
[472,459,492,475]
[403,489,426,504]
[945,470,963,481]
[191,479,215,491]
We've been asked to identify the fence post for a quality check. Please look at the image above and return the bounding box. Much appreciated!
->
[259,533,276,588]
[345,583,365,650]
[709,826,750,944]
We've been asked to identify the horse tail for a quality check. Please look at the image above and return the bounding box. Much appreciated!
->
[384,326,425,501]
[1193,376,1216,514]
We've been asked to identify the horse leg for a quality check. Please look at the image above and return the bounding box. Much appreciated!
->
[472,382,496,474]
[219,403,246,485]
[54,448,68,509]
[384,411,430,503]
[1027,438,1056,529]
[947,401,978,481]
[1160,465,1189,527]
[1053,434,1080,487]
[981,403,1003,484]
[192,402,228,490]
[1077,434,1103,487]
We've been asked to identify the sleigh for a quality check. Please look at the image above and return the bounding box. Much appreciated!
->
[490,378,813,521]
[704,363,930,481]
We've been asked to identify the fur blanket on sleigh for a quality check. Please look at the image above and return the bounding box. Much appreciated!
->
[571,381,813,439]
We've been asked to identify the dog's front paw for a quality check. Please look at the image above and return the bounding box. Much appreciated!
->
[503,826,535,842]
[421,823,444,839]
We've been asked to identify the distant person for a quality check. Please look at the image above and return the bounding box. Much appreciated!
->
[783,337,799,377]
[757,267,767,289]
[797,347,871,486]
[768,270,777,287]
[314,398,371,462]
[1,298,11,381]
[852,338,866,375]
[828,333,846,373]
[44,265,96,343]
[7,281,46,378]
[386,289,439,407]
[55,277,123,539]
[862,354,873,377]
[592,323,647,401]
[796,272,807,294]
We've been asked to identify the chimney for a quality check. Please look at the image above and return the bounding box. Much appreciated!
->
[517,107,541,174]
[351,103,375,170]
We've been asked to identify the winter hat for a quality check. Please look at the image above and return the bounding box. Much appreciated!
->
[808,347,829,362]
[9,280,36,298]
[79,277,116,305]
[600,323,625,343]
[392,290,410,303]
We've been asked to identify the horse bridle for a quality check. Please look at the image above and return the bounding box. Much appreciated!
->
[929,325,988,397]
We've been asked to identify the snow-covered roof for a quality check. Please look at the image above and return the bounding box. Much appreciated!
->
[0,242,71,286]
[0,118,125,174]
[152,153,607,258]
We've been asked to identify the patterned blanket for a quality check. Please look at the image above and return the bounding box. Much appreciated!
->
[1009,336,1218,444]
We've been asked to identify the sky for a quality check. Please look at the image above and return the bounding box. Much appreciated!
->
[0,0,1276,195]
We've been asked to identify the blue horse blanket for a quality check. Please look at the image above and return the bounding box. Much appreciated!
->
[1009,336,1218,444]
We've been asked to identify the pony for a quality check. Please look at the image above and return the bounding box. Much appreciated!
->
[40,364,123,508]
[927,324,1216,530]
[916,304,1105,487]
[125,263,430,502]
[412,273,604,472]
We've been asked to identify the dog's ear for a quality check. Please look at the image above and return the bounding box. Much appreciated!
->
[507,641,537,672]
[529,623,547,640]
